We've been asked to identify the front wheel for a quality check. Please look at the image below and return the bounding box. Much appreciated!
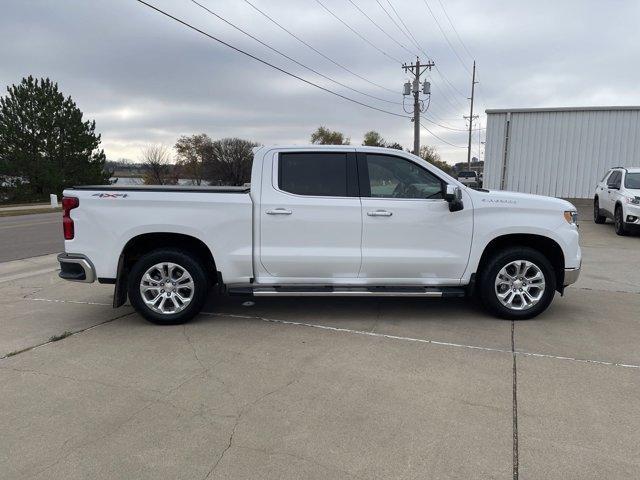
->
[614,205,628,236]
[478,247,556,320]
[593,197,606,224]
[128,248,209,325]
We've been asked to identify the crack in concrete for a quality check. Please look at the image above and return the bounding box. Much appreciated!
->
[202,378,298,479]
[0,310,136,360]
[182,324,207,373]
[511,321,519,480]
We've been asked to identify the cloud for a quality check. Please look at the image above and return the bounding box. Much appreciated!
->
[1,0,638,164]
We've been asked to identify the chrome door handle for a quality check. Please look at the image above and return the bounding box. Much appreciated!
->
[367,210,393,217]
[266,208,292,215]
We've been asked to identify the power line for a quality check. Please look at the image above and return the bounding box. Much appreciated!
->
[422,115,484,132]
[436,0,474,61]
[190,0,401,106]
[346,0,417,58]
[420,122,466,148]
[420,0,471,75]
[384,0,428,59]
[375,0,419,52]
[135,0,409,119]
[314,0,402,64]
[373,0,470,107]
[241,0,398,95]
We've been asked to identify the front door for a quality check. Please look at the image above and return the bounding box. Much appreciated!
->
[259,150,362,280]
[358,152,473,284]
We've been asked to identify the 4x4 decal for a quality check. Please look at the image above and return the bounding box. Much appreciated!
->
[91,193,128,198]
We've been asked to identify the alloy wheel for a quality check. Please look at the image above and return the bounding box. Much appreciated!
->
[494,260,546,311]
[139,262,194,314]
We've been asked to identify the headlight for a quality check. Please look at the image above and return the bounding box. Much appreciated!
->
[564,210,578,225]
[625,196,640,205]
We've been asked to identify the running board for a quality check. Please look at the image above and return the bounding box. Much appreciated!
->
[230,286,466,298]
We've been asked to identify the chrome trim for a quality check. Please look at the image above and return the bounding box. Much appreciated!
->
[253,288,443,297]
[564,265,581,286]
[57,253,96,283]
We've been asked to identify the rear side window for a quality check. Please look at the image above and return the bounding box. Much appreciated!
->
[279,152,348,197]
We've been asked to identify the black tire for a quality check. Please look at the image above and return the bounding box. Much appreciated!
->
[128,248,209,325]
[614,205,628,236]
[593,197,606,224]
[478,247,556,320]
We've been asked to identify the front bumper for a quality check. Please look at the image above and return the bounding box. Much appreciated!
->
[57,253,96,283]
[564,264,581,287]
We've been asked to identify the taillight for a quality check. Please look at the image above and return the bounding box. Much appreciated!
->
[62,196,79,240]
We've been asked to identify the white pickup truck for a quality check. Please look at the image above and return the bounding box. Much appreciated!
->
[58,146,581,324]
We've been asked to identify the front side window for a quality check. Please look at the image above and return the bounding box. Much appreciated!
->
[366,154,443,199]
[279,152,348,197]
[601,170,612,183]
[624,172,640,189]
[608,171,621,188]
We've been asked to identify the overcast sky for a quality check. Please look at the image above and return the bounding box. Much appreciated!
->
[2,0,639,165]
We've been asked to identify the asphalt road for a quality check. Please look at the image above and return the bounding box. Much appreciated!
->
[0,212,63,262]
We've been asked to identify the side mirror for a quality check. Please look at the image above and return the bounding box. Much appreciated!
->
[607,183,619,190]
[444,184,464,212]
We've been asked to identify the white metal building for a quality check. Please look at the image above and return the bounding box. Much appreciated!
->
[483,106,640,198]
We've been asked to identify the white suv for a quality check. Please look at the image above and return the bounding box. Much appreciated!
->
[594,167,640,235]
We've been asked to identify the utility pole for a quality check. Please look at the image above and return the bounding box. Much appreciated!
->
[465,60,478,170]
[402,58,434,155]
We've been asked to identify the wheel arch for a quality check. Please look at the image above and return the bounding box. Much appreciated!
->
[113,232,219,307]
[474,233,565,294]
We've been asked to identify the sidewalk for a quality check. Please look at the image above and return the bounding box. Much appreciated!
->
[0,202,61,217]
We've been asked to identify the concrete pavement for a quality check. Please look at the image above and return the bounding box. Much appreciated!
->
[0,206,639,479]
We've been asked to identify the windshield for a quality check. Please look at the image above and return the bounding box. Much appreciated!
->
[625,172,640,189]
[458,171,476,178]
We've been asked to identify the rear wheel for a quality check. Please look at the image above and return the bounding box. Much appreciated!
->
[478,247,556,320]
[614,205,628,236]
[128,248,209,325]
[593,197,606,224]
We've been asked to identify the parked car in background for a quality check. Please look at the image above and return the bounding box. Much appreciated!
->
[594,167,640,235]
[457,170,479,188]
[57,146,581,324]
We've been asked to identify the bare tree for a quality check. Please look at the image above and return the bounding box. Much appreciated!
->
[204,138,258,186]
[141,145,177,185]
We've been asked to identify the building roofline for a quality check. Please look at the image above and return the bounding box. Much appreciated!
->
[486,106,640,114]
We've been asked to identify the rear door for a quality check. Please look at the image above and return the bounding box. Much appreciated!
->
[259,150,362,280]
[358,152,473,284]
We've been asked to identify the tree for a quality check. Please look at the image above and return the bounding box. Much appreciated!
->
[175,133,213,185]
[310,126,350,145]
[418,145,452,175]
[204,138,258,186]
[0,76,109,201]
[386,142,404,150]
[362,130,385,147]
[141,145,177,185]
